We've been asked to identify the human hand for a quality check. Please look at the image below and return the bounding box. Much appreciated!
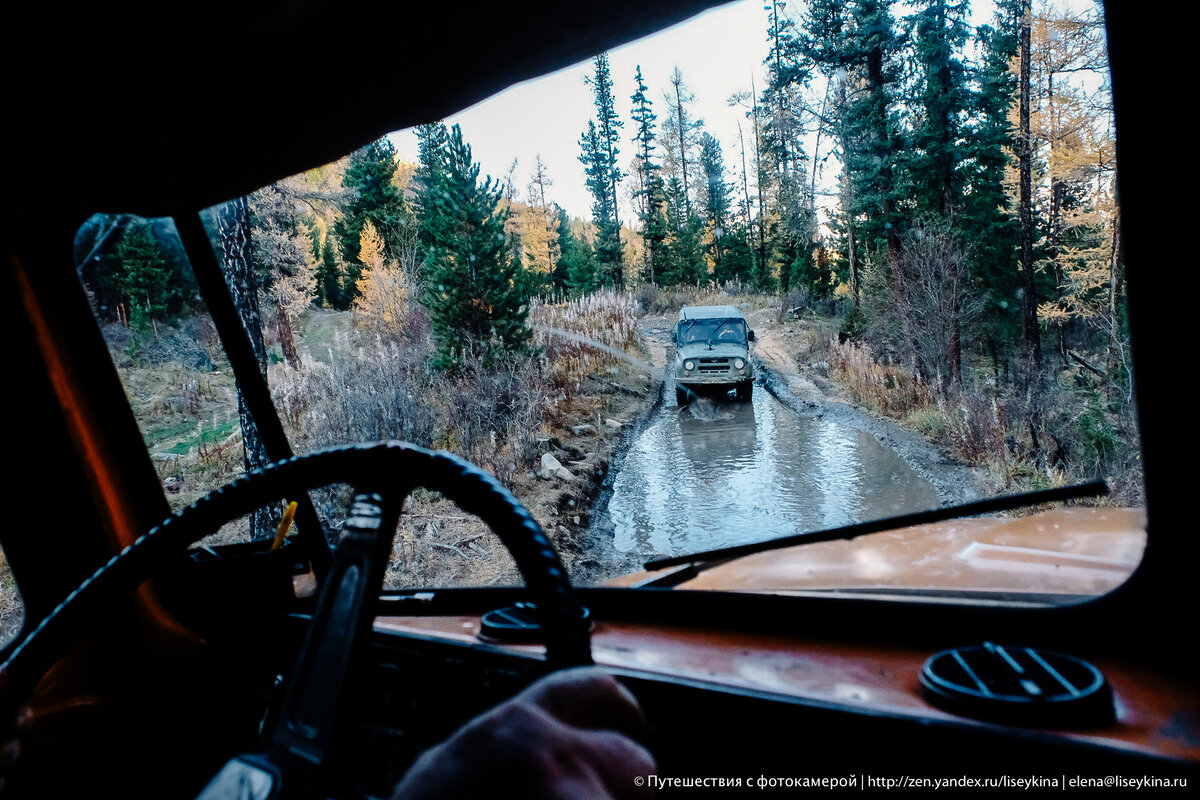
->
[391,667,655,800]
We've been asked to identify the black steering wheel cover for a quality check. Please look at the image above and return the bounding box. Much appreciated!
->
[2,441,591,696]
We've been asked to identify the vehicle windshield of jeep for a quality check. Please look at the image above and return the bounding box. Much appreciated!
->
[678,318,747,346]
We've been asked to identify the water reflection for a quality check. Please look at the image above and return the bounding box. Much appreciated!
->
[609,390,940,560]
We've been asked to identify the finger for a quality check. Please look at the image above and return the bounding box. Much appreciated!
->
[523,668,646,738]
[577,729,656,799]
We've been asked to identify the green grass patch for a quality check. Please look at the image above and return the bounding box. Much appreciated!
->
[163,418,239,455]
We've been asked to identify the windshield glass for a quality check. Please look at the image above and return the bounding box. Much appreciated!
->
[80,0,1140,606]
[679,318,747,345]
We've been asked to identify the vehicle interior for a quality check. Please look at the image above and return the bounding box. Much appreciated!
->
[3,0,1195,797]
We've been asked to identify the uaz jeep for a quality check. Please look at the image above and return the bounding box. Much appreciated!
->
[672,304,755,404]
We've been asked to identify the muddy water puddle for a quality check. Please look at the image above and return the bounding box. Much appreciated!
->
[608,390,940,560]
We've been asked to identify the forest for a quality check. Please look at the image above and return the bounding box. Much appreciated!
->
[75,0,1135,546]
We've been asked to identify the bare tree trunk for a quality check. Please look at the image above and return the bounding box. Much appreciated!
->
[848,223,859,306]
[1019,0,1041,368]
[867,42,907,337]
[1018,0,1044,466]
[217,196,274,540]
[276,299,300,370]
[673,71,692,219]
[750,76,768,280]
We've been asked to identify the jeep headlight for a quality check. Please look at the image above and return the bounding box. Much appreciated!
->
[734,358,745,370]
[683,360,695,371]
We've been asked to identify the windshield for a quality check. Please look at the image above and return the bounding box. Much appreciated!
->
[678,318,747,345]
[70,0,1140,609]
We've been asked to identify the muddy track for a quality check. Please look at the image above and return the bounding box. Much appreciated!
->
[745,309,982,506]
[580,311,984,583]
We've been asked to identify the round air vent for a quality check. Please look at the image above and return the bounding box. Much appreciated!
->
[920,642,1113,727]
[478,602,592,644]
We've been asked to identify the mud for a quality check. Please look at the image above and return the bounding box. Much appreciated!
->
[579,308,984,581]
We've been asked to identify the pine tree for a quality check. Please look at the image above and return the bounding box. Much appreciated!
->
[554,207,596,296]
[314,230,346,309]
[334,137,412,301]
[580,54,625,288]
[961,0,1021,351]
[114,222,175,331]
[699,132,733,281]
[905,0,973,383]
[420,125,532,367]
[630,65,668,285]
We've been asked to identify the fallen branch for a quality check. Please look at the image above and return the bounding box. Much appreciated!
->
[1067,350,1105,378]
[431,541,471,560]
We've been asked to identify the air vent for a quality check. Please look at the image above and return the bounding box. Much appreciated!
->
[920,642,1113,727]
[478,602,592,644]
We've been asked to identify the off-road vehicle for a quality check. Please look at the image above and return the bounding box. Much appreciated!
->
[672,304,756,404]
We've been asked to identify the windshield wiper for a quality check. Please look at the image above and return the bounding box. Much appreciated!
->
[643,479,1109,575]
[705,318,734,348]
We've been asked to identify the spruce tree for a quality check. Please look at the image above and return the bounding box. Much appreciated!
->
[420,125,531,367]
[580,54,624,288]
[961,0,1021,350]
[699,132,733,281]
[114,222,175,331]
[555,208,596,296]
[333,137,412,301]
[314,231,346,309]
[630,65,668,285]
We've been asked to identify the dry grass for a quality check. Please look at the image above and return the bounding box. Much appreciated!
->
[830,340,935,418]
[530,289,638,391]
[826,332,1143,506]
[0,548,25,647]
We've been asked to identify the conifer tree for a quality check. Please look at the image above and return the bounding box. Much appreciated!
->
[313,231,346,309]
[420,125,531,367]
[961,0,1021,349]
[554,208,596,296]
[699,132,733,280]
[114,223,175,331]
[333,137,412,301]
[630,65,668,285]
[580,54,624,287]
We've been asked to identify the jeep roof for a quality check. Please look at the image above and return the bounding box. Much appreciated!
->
[678,305,744,321]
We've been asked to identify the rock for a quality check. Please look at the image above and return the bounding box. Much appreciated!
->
[570,423,595,435]
[604,418,624,429]
[537,453,575,481]
[740,302,750,309]
[606,365,620,376]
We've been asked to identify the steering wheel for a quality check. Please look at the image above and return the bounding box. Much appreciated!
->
[2,441,593,797]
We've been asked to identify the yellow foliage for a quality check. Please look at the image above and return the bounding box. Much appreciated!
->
[354,220,410,330]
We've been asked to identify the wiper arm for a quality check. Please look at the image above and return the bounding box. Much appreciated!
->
[643,479,1108,573]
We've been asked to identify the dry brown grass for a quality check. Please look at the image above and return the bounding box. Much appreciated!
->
[0,548,26,647]
[830,340,935,418]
